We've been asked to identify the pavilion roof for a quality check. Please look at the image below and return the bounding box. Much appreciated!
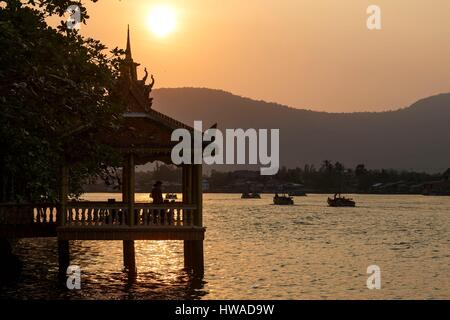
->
[105,27,193,154]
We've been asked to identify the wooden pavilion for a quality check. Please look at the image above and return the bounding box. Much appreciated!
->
[0,27,205,277]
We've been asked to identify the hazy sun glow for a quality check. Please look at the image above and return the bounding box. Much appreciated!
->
[147,5,176,37]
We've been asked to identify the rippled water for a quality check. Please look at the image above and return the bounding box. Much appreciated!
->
[1,193,449,299]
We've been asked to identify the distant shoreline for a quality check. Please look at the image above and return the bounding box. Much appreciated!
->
[80,191,448,196]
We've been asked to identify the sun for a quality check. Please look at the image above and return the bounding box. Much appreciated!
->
[147,5,177,38]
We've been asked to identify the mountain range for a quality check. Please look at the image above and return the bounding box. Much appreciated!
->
[152,88,450,173]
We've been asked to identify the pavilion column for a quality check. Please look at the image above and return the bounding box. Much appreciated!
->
[192,164,203,227]
[59,165,68,226]
[122,153,136,275]
[184,164,204,276]
[122,160,129,203]
[182,164,193,205]
[182,165,186,202]
[58,165,70,281]
[126,153,135,226]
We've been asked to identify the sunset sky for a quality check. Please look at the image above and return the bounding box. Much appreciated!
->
[79,0,450,112]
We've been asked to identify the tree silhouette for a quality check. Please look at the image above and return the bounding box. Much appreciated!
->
[0,1,126,201]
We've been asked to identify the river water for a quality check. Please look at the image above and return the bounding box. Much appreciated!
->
[1,193,449,299]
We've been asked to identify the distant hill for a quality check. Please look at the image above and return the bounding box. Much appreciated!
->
[152,88,450,173]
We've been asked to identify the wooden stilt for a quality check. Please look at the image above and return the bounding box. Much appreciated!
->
[58,240,70,281]
[183,164,204,275]
[58,164,70,283]
[123,239,136,274]
[184,240,192,269]
[192,240,204,276]
[127,153,135,226]
[121,154,136,275]
[184,240,204,276]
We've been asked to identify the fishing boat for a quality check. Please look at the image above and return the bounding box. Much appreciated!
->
[273,193,294,205]
[327,193,356,207]
[241,192,261,199]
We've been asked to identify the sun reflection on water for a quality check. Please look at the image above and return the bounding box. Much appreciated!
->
[2,193,449,299]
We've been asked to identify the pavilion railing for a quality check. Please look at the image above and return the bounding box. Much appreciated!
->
[0,203,58,225]
[64,202,197,227]
[0,202,198,228]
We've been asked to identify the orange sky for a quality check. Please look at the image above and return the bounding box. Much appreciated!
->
[78,0,450,112]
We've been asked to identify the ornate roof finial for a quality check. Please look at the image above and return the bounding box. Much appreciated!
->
[143,67,148,83]
[123,25,139,81]
[126,24,132,60]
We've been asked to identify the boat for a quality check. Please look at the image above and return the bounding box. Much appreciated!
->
[241,192,261,199]
[327,194,356,207]
[273,193,294,205]
[165,193,178,200]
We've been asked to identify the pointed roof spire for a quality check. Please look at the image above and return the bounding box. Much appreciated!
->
[126,24,132,60]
